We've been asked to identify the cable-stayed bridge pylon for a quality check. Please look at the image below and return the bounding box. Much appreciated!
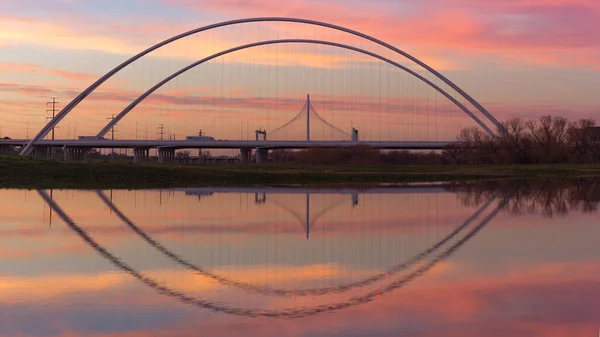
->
[268,95,352,141]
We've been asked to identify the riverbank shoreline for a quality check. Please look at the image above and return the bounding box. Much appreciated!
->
[1,156,600,189]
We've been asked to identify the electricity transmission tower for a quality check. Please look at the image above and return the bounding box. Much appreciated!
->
[157,124,166,140]
[46,98,59,159]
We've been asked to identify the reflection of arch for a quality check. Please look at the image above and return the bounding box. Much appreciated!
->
[97,39,495,138]
[95,189,496,297]
[39,189,502,318]
[21,17,502,156]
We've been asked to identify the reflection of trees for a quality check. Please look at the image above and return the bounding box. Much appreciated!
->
[448,178,600,217]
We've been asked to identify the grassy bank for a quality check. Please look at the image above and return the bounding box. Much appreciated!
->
[1,156,600,189]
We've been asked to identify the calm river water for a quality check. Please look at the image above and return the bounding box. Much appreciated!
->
[1,179,599,336]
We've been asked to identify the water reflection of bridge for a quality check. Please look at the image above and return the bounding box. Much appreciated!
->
[180,185,447,239]
[37,186,503,318]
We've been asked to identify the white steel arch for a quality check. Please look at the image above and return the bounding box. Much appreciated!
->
[21,17,503,156]
[97,39,495,138]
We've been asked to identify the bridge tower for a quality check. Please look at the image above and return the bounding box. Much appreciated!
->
[255,129,267,141]
[352,128,359,142]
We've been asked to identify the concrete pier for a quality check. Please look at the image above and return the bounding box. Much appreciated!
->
[256,148,268,163]
[32,146,51,159]
[0,145,13,155]
[133,147,150,163]
[158,148,175,164]
[63,146,89,161]
[240,148,252,163]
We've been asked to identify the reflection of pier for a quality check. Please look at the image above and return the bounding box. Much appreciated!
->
[38,188,503,318]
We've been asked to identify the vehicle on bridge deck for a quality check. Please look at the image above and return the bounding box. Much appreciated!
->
[186,136,215,141]
[78,136,106,140]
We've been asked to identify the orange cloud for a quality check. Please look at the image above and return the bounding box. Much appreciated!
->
[0,63,97,81]
[0,14,141,55]
[0,264,344,303]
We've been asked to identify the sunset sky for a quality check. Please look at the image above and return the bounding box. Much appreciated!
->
[0,0,599,141]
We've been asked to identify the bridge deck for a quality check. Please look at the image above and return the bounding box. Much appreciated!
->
[1,139,455,150]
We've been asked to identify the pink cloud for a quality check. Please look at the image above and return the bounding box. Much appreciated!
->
[163,0,600,68]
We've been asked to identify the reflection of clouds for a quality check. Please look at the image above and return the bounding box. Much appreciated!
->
[0,265,344,303]
[97,190,494,298]
[6,258,598,337]
[0,273,127,301]
[39,190,500,318]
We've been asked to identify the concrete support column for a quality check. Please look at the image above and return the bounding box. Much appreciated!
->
[0,145,12,155]
[133,147,150,164]
[78,148,87,161]
[256,148,269,163]
[63,147,88,161]
[32,146,50,159]
[240,148,252,163]
[158,148,175,164]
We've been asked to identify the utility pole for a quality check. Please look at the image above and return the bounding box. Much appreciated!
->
[106,114,116,141]
[106,114,116,161]
[197,129,203,158]
[46,98,59,159]
[157,124,166,140]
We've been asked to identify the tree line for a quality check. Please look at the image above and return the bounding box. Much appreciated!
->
[270,116,600,165]
[444,116,600,164]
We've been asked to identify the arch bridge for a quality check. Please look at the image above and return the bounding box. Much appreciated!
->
[13,18,503,162]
